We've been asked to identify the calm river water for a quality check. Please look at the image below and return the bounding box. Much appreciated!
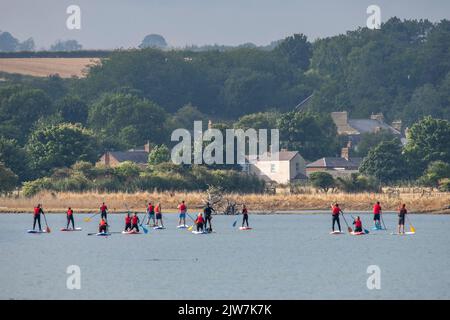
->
[0,212,449,299]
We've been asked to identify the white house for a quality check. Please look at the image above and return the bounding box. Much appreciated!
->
[242,150,307,184]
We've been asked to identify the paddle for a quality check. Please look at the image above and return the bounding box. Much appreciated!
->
[380,212,388,231]
[42,211,51,233]
[84,211,99,222]
[187,213,197,231]
[232,213,241,227]
[139,214,149,234]
[406,215,416,233]
[340,211,353,233]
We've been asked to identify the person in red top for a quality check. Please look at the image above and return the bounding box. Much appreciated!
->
[178,200,187,226]
[195,213,204,232]
[241,204,249,228]
[100,202,108,221]
[353,216,363,233]
[155,203,164,227]
[146,202,155,226]
[32,204,44,231]
[331,203,343,232]
[131,212,140,232]
[124,212,132,232]
[66,207,75,230]
[373,201,382,228]
[99,218,108,233]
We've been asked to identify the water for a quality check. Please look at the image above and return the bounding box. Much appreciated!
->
[1,213,449,300]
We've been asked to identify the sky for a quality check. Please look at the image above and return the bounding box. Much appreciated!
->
[1,0,450,50]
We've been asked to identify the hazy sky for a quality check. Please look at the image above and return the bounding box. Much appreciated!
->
[1,0,450,49]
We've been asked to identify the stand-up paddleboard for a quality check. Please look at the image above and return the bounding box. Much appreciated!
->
[60,227,82,232]
[350,231,365,236]
[372,226,386,231]
[96,232,111,236]
[391,232,415,236]
[27,230,47,234]
[192,230,208,234]
[239,227,252,230]
[330,230,344,235]
[177,225,188,229]
[122,230,141,234]
[153,226,165,230]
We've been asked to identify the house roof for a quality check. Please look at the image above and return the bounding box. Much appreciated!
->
[109,151,149,164]
[306,157,363,170]
[348,119,401,135]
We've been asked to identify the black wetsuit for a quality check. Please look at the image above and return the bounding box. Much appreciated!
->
[398,208,407,225]
[204,206,214,231]
[242,209,249,227]
[332,214,341,231]
[66,214,75,229]
[33,208,43,231]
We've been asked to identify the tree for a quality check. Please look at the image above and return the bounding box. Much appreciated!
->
[18,38,35,51]
[26,123,99,175]
[139,34,167,49]
[309,171,335,192]
[275,33,312,70]
[50,40,82,51]
[0,31,19,51]
[0,137,29,181]
[359,140,407,183]
[277,111,339,161]
[404,116,450,176]
[234,112,278,130]
[148,144,170,165]
[170,104,208,130]
[88,93,168,149]
[418,161,450,187]
[354,130,398,157]
[0,162,18,194]
[55,95,88,124]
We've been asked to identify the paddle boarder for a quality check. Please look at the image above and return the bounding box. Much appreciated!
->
[99,217,108,233]
[32,204,44,231]
[66,207,75,230]
[241,204,249,228]
[373,201,382,229]
[195,212,205,232]
[353,216,363,233]
[331,203,343,232]
[100,202,108,221]
[124,212,132,232]
[155,203,164,228]
[178,200,187,226]
[398,204,407,234]
[204,202,216,232]
[130,212,140,232]
[147,202,155,226]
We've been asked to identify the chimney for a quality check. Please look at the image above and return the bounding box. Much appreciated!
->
[105,152,110,167]
[144,140,151,153]
[391,120,402,131]
[341,147,349,160]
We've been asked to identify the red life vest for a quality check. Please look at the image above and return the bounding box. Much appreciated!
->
[67,209,73,216]
[131,216,138,225]
[155,205,161,213]
[196,216,204,224]
[99,220,107,226]
[100,205,107,212]
[179,204,186,212]
[355,220,362,228]
[332,206,340,216]
[125,216,131,224]
[243,208,248,214]
[373,204,381,214]
[34,207,40,216]
[148,205,154,212]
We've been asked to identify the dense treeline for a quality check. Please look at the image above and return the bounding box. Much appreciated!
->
[1,18,450,194]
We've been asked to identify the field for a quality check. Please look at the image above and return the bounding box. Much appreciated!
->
[0,58,100,78]
[0,191,449,214]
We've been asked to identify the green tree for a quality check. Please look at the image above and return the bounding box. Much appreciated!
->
[148,144,171,166]
[309,171,335,192]
[275,33,312,70]
[55,95,88,124]
[277,111,339,161]
[234,112,278,130]
[26,123,99,175]
[418,161,450,187]
[88,93,168,148]
[0,137,29,181]
[359,140,407,183]
[354,130,398,157]
[0,162,18,194]
[404,116,450,176]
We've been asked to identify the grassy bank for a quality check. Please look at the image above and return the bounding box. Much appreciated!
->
[1,191,449,214]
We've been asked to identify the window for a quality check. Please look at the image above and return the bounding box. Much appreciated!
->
[295,162,300,172]
[270,164,277,173]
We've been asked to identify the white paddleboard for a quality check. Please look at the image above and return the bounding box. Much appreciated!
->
[27,230,47,234]
[153,226,165,230]
[330,231,344,235]
[96,232,111,236]
[177,225,188,229]
[192,230,208,234]
[391,232,416,235]
[60,227,82,231]
[122,230,141,234]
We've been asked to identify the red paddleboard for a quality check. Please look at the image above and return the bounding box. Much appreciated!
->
[239,227,252,230]
[122,230,141,234]
[351,231,365,236]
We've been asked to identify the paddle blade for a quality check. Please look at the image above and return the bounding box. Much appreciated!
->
[364,228,370,234]
[46,226,51,233]
[410,225,416,233]
[347,226,353,233]
[141,225,148,234]
[232,220,237,227]
[83,217,91,222]
[188,225,193,231]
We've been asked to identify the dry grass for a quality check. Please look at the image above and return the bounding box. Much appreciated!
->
[0,58,100,78]
[1,191,449,214]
